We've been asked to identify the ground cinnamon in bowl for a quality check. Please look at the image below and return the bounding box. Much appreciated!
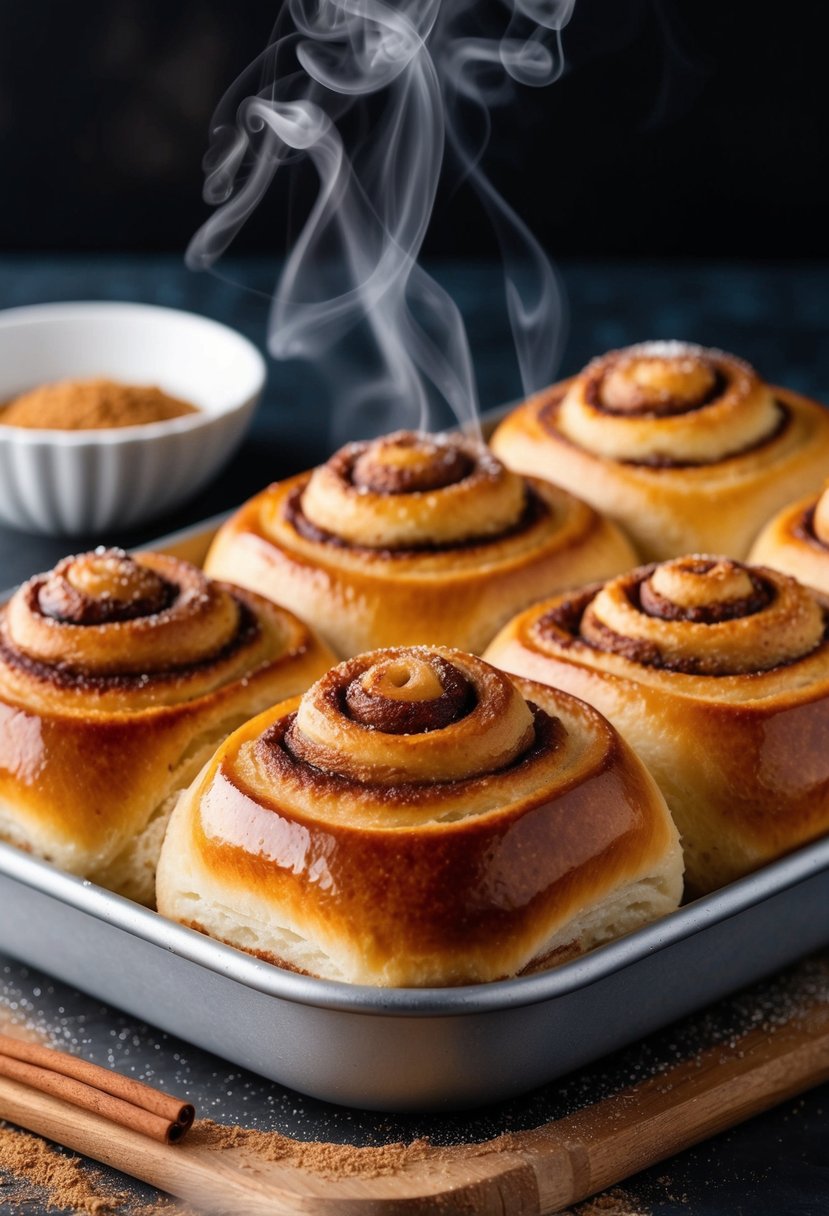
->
[0,378,199,430]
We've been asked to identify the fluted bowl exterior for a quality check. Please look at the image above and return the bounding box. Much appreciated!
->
[0,302,266,534]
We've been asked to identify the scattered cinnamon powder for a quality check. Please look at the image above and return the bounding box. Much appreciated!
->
[0,1123,132,1213]
[0,1123,195,1215]
[571,1187,651,1215]
[193,1120,650,1213]
[0,1116,651,1214]
[191,1118,434,1178]
[0,378,199,430]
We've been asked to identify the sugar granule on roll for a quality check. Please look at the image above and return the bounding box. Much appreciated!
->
[203,429,636,657]
[485,556,829,893]
[0,547,335,904]
[491,342,829,561]
[156,646,682,987]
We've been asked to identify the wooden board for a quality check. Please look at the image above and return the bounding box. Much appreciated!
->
[2,971,828,1215]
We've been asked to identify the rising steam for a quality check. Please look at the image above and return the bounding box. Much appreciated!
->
[186,0,575,437]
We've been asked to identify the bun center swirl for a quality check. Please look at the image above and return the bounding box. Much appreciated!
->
[557,342,782,465]
[351,433,473,494]
[601,351,718,417]
[638,558,769,622]
[7,549,244,676]
[38,549,174,624]
[344,653,471,734]
[280,647,536,785]
[575,557,825,675]
[298,430,526,548]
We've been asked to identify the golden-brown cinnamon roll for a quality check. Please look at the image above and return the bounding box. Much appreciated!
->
[203,430,636,657]
[484,556,829,893]
[156,646,682,986]
[749,481,829,594]
[0,548,335,903]
[491,342,829,561]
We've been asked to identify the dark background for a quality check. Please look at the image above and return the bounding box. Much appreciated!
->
[0,0,826,260]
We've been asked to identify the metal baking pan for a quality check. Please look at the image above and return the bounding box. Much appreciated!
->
[2,837,829,1111]
[2,514,829,1112]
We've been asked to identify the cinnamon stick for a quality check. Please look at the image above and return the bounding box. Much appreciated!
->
[0,1032,194,1145]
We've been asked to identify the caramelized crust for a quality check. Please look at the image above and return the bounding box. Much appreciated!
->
[491,342,829,561]
[204,430,636,657]
[0,550,335,902]
[750,483,829,595]
[156,647,682,987]
[484,557,829,893]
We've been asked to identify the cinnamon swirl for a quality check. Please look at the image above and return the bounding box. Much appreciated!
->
[204,429,635,657]
[485,556,829,892]
[156,646,682,986]
[491,342,829,561]
[0,548,335,903]
[749,481,829,595]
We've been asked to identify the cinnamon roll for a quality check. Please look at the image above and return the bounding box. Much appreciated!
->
[749,481,829,594]
[484,556,829,893]
[203,430,636,657]
[491,342,829,561]
[0,548,335,903]
[156,647,682,986]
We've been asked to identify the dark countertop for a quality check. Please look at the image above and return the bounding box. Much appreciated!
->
[1,255,828,1215]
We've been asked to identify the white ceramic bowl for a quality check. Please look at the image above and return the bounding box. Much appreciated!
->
[0,301,266,535]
